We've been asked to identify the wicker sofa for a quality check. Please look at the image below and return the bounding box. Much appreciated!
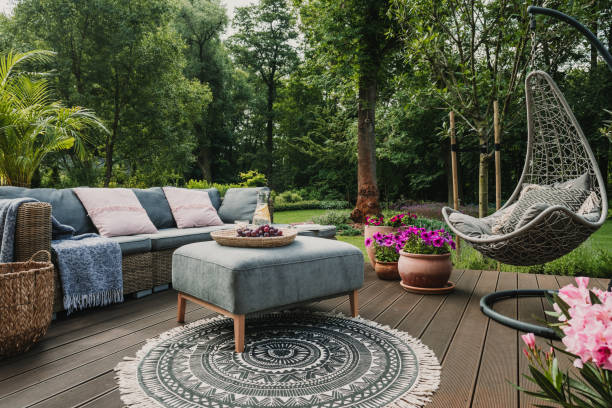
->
[2,186,272,313]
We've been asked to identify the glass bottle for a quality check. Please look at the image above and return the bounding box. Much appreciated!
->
[252,190,271,225]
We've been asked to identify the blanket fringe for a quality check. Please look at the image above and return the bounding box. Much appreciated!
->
[115,311,441,408]
[64,288,124,315]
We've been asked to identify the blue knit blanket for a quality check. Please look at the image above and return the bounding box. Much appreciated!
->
[0,198,123,314]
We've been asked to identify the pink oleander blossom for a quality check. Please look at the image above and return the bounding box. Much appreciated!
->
[555,277,612,370]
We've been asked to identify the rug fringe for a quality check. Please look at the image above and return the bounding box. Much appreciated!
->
[115,310,440,408]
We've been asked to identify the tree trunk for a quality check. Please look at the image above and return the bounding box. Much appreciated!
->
[351,75,380,223]
[265,81,275,181]
[478,130,488,218]
[198,146,213,182]
[104,81,120,187]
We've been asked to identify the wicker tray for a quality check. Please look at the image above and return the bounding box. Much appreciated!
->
[211,228,298,248]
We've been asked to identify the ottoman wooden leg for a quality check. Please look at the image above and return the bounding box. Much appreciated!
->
[234,315,245,353]
[349,289,359,317]
[177,293,186,323]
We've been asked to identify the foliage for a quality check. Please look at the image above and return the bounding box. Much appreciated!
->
[12,0,211,187]
[336,224,362,236]
[452,242,612,279]
[273,200,323,211]
[365,213,418,228]
[186,179,242,196]
[0,50,106,187]
[402,227,456,255]
[319,200,350,210]
[311,210,351,228]
[239,170,267,187]
[276,190,303,204]
[518,279,612,406]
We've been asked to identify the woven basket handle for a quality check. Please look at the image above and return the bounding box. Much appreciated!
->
[28,250,51,264]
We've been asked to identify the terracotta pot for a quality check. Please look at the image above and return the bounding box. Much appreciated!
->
[374,261,400,280]
[398,251,452,288]
[364,225,401,268]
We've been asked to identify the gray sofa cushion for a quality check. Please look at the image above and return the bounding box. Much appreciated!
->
[132,187,176,229]
[172,236,364,314]
[140,225,233,251]
[218,187,269,223]
[110,235,152,255]
[200,188,221,210]
[0,186,95,234]
[448,212,493,237]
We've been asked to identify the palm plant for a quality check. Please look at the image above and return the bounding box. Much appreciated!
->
[0,50,107,187]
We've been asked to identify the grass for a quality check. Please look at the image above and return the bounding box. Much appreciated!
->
[274,208,611,276]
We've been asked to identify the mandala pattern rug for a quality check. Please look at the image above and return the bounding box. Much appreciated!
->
[115,311,440,408]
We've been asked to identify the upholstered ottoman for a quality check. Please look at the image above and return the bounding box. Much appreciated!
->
[172,236,364,352]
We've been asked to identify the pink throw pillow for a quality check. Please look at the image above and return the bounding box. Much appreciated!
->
[73,188,158,237]
[162,187,223,229]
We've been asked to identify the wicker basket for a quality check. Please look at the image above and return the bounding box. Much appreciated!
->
[211,228,298,248]
[0,250,54,357]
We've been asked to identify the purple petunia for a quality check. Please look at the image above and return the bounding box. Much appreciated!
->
[364,237,373,247]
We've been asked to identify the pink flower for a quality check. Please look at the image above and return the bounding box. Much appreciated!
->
[522,333,536,349]
[364,237,373,247]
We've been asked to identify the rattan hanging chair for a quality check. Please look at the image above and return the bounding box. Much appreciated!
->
[442,70,608,267]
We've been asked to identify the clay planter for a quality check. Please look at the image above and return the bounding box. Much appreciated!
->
[374,261,400,280]
[364,225,402,268]
[398,251,452,289]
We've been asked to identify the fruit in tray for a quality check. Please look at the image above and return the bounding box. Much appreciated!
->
[236,224,283,238]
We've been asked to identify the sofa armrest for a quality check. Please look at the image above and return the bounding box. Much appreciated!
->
[14,202,52,262]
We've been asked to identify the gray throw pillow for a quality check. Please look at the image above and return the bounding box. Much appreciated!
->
[132,187,176,229]
[218,187,269,223]
[500,188,590,234]
[554,173,590,191]
[448,213,493,237]
[0,186,95,234]
[514,203,551,230]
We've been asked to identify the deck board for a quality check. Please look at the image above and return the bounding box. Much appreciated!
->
[0,266,591,408]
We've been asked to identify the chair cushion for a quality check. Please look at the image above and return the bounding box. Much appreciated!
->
[499,188,590,234]
[172,236,364,314]
[448,213,493,237]
[73,188,158,237]
[132,187,176,229]
[140,225,233,251]
[0,186,95,234]
[110,235,152,255]
[162,187,223,229]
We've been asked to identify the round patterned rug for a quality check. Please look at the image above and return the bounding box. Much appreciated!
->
[115,311,440,408]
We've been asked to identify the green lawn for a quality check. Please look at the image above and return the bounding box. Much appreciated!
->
[274,208,612,267]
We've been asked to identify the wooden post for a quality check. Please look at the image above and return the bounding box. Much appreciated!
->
[450,111,460,253]
[494,101,501,272]
[494,101,502,211]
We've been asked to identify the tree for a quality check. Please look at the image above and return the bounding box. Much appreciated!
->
[12,0,211,186]
[229,0,299,183]
[390,0,531,217]
[176,0,228,181]
[0,50,107,187]
[297,0,399,222]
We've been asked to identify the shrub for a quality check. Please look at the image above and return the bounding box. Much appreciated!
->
[452,241,612,278]
[385,201,480,221]
[239,170,267,187]
[312,210,352,227]
[276,190,303,203]
[273,200,322,211]
[186,179,242,196]
[337,224,362,236]
[319,200,350,209]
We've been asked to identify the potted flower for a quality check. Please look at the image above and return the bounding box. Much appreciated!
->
[518,277,611,405]
[364,231,408,280]
[397,227,456,291]
[364,213,417,267]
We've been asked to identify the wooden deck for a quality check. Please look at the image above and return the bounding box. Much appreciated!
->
[0,266,608,408]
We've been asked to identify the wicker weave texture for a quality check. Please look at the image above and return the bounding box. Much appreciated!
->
[152,249,174,286]
[0,251,54,357]
[122,252,153,295]
[14,203,52,262]
[443,71,607,266]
